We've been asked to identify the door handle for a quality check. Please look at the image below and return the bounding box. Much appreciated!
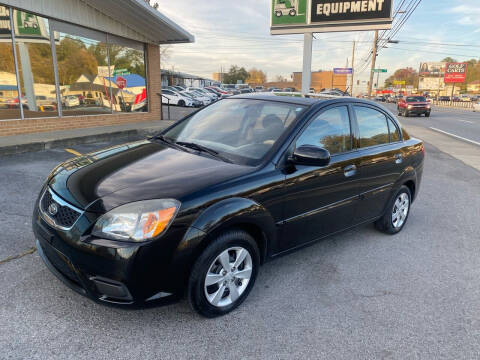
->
[344,164,357,178]
[394,153,403,164]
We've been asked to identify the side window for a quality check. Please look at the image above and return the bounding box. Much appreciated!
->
[296,106,352,155]
[387,118,401,142]
[354,106,389,148]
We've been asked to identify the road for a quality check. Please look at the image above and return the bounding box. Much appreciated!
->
[1,109,480,359]
[383,103,480,145]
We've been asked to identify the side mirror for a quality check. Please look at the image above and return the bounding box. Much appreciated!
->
[291,145,331,167]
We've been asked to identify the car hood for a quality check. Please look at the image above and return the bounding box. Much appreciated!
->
[48,140,253,212]
[406,102,428,105]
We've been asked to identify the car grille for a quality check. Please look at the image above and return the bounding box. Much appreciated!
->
[40,188,82,229]
[40,242,81,285]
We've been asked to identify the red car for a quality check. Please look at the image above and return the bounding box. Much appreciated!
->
[397,96,431,117]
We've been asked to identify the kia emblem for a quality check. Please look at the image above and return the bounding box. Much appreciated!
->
[48,203,58,216]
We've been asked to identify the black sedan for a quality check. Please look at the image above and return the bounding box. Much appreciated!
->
[33,94,424,317]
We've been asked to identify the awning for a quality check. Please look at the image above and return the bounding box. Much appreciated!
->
[82,0,194,44]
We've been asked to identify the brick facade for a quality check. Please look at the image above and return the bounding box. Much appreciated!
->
[0,44,162,137]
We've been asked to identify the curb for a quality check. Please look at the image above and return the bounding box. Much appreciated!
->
[0,125,171,157]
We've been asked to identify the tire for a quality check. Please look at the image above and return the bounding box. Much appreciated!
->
[404,110,409,117]
[397,108,402,116]
[188,229,260,318]
[289,9,297,16]
[177,100,185,107]
[425,112,430,117]
[275,10,282,17]
[375,185,412,235]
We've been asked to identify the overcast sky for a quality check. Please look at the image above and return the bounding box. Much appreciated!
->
[159,0,480,90]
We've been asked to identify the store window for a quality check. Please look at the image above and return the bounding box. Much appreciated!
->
[52,21,112,116]
[0,6,21,120]
[108,35,147,113]
[14,10,58,118]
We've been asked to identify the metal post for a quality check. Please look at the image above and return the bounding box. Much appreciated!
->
[106,34,114,113]
[301,33,313,95]
[450,83,455,106]
[9,7,24,120]
[49,21,62,117]
[368,30,379,99]
[351,41,356,96]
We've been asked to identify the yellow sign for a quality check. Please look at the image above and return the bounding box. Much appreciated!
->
[393,80,406,85]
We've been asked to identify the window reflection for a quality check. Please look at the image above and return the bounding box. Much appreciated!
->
[108,43,147,113]
[14,10,58,118]
[55,31,112,116]
[355,106,390,147]
[0,6,21,119]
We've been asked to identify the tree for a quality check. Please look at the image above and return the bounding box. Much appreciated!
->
[247,68,267,84]
[384,67,419,88]
[442,57,457,63]
[223,65,249,84]
[56,37,98,85]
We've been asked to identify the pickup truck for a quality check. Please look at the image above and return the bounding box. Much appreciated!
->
[397,96,431,117]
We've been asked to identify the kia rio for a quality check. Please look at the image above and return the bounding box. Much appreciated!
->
[33,94,424,317]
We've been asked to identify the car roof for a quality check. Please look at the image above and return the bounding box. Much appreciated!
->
[230,93,323,105]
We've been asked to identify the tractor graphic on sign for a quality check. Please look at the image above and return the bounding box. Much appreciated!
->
[274,0,299,17]
[23,13,39,29]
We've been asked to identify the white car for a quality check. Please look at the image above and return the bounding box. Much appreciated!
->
[184,90,211,106]
[64,95,80,108]
[161,89,193,107]
[473,102,480,112]
[187,87,218,101]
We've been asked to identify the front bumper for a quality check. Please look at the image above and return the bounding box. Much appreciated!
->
[32,189,196,307]
[406,107,430,114]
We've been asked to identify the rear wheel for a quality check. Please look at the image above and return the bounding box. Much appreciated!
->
[275,10,282,17]
[188,229,259,317]
[375,185,411,234]
[289,9,297,16]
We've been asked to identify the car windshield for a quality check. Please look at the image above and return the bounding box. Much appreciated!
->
[162,99,307,165]
[406,96,426,102]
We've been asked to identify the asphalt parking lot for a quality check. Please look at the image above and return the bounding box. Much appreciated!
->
[1,114,480,359]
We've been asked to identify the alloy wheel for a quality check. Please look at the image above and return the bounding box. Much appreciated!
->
[204,247,252,307]
[392,193,410,228]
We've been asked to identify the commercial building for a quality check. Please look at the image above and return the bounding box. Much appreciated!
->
[418,62,446,96]
[0,0,193,136]
[467,80,480,94]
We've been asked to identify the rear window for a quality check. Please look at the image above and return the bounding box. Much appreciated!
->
[406,96,426,102]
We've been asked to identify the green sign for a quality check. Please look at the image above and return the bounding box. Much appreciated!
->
[16,11,42,36]
[113,69,130,76]
[272,0,307,26]
[372,69,388,73]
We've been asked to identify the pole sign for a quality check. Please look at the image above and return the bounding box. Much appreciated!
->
[116,76,127,89]
[271,0,392,34]
[334,67,353,74]
[444,63,467,83]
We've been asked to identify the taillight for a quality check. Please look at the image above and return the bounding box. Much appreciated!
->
[421,144,425,156]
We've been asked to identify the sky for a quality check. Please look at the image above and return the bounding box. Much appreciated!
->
[158,0,480,91]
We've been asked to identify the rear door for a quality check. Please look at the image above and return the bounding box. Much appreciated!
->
[350,104,406,224]
[279,105,362,252]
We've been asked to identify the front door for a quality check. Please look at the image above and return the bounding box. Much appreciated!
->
[279,105,362,252]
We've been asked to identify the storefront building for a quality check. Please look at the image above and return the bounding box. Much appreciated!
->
[0,0,193,136]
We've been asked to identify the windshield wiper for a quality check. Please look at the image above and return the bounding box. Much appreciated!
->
[175,141,232,163]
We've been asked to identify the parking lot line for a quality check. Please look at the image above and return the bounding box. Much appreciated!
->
[65,148,83,156]
[429,127,480,147]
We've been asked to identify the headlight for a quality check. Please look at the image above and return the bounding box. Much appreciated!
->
[92,199,180,242]
[426,104,431,109]
[408,105,413,109]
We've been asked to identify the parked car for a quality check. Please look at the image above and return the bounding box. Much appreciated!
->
[179,91,203,107]
[63,95,80,108]
[35,95,57,111]
[459,94,471,102]
[283,88,295,92]
[33,94,424,317]
[161,89,193,107]
[438,96,450,102]
[167,86,186,92]
[187,87,218,101]
[375,96,386,102]
[184,90,212,106]
[255,86,264,92]
[206,86,230,97]
[397,96,431,117]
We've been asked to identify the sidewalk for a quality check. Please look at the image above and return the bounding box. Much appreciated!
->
[0,120,175,157]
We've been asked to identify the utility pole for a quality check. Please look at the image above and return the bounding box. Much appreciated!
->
[351,41,356,96]
[367,30,379,99]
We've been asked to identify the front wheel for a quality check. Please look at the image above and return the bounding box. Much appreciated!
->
[188,229,260,317]
[289,9,297,16]
[425,112,430,117]
[275,10,282,17]
[177,100,185,107]
[375,185,412,234]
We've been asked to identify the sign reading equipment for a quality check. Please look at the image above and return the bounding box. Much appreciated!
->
[271,0,393,34]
